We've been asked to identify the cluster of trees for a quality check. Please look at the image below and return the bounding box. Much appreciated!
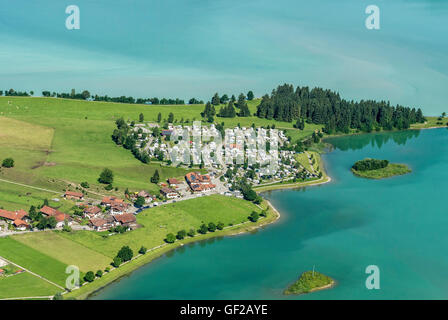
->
[111,118,151,164]
[352,159,389,171]
[188,97,204,104]
[165,222,227,243]
[218,101,237,118]
[215,93,252,119]
[211,91,254,105]
[81,245,146,285]
[1,89,33,96]
[1,158,14,168]
[98,168,114,188]
[27,201,59,230]
[41,89,187,105]
[256,84,425,133]
[201,102,216,122]
[112,246,134,268]
[249,210,267,222]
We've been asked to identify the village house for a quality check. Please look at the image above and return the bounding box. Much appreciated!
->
[101,196,129,214]
[167,178,180,188]
[83,206,102,219]
[89,216,116,232]
[0,209,28,225]
[40,206,71,228]
[64,191,84,201]
[13,219,30,231]
[113,213,137,229]
[160,187,179,199]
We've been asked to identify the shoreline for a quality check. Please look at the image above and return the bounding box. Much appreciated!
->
[63,125,437,300]
[64,198,283,300]
[65,175,329,300]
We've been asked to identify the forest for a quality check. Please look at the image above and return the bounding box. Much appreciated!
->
[256,84,426,133]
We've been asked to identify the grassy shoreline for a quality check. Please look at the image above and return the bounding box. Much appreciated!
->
[63,199,280,300]
[67,172,335,300]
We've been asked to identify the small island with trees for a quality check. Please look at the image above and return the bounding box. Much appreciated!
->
[284,270,335,295]
[351,158,411,179]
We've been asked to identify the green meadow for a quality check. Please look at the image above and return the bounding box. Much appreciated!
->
[0,237,68,287]
[0,96,319,205]
[0,272,60,299]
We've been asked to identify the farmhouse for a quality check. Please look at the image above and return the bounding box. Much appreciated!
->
[0,209,28,222]
[89,217,116,232]
[64,191,84,201]
[113,213,137,229]
[102,196,129,214]
[160,187,179,199]
[40,206,71,228]
[13,219,29,231]
[83,206,102,218]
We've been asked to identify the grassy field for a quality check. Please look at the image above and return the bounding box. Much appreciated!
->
[410,116,448,129]
[58,194,261,258]
[0,180,74,212]
[352,163,412,179]
[0,272,60,299]
[13,232,111,272]
[0,237,68,286]
[0,96,316,201]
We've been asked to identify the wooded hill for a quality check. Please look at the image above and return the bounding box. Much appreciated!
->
[256,84,425,133]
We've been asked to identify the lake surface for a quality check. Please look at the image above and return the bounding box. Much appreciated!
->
[1,0,448,115]
[93,128,448,300]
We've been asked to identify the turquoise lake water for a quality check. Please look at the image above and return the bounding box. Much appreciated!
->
[1,0,448,115]
[93,128,448,300]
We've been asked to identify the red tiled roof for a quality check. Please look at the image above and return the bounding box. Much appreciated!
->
[160,187,176,195]
[102,196,124,205]
[84,206,101,215]
[40,206,69,222]
[168,178,180,185]
[65,191,84,198]
[89,218,108,228]
[0,209,27,221]
[13,219,29,228]
[185,172,211,184]
[114,213,136,224]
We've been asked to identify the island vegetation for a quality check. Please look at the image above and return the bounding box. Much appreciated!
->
[351,158,411,179]
[284,270,335,295]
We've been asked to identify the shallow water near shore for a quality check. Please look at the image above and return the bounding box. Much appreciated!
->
[92,128,448,299]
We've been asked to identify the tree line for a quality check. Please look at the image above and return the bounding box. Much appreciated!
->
[256,84,426,133]
[352,159,389,171]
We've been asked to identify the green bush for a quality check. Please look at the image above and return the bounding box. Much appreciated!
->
[2,158,14,168]
[84,271,95,282]
[165,233,176,243]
